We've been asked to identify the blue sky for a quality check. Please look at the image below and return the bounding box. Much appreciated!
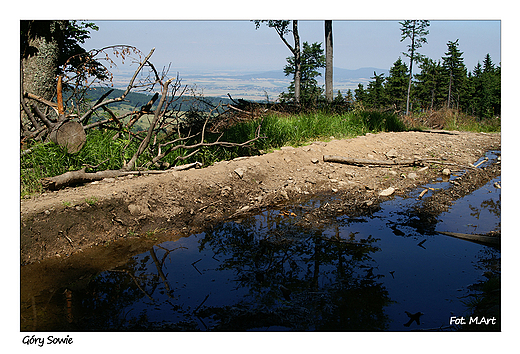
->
[84,20,501,75]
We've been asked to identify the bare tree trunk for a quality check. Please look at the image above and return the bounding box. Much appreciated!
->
[21,21,65,116]
[325,20,333,102]
[404,22,416,116]
[292,21,301,105]
[447,71,453,109]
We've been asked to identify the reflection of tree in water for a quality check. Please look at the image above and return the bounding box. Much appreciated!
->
[67,209,391,331]
[70,246,199,330]
[468,193,501,231]
[461,246,500,331]
[197,211,391,331]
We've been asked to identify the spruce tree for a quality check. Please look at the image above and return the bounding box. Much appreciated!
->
[399,20,430,115]
[366,72,386,109]
[281,41,325,107]
[414,58,445,110]
[469,54,501,118]
[355,83,367,104]
[385,58,409,111]
[441,39,467,109]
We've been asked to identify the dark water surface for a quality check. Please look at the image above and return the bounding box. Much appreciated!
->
[21,154,501,332]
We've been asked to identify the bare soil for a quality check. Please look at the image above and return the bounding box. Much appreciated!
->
[20,130,500,268]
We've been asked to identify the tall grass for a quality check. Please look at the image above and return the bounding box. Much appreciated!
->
[222,109,405,151]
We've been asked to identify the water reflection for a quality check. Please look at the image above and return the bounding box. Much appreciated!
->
[64,208,392,331]
[197,211,390,331]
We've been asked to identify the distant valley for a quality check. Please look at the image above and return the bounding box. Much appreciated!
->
[107,67,389,101]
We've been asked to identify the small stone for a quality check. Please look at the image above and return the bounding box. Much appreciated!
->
[379,187,395,197]
[311,158,319,164]
[442,168,451,176]
[234,168,245,179]
[128,204,141,216]
[386,149,399,159]
[220,186,232,197]
[44,210,51,215]
[280,190,289,200]
[407,172,418,180]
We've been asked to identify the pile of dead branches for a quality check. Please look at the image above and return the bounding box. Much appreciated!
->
[21,46,264,190]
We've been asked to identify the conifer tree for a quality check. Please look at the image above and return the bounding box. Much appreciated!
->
[399,20,430,115]
[469,54,501,117]
[385,58,409,111]
[281,41,325,106]
[355,83,367,104]
[366,72,386,109]
[414,58,445,110]
[441,39,467,109]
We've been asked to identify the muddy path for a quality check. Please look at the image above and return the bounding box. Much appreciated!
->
[20,130,500,275]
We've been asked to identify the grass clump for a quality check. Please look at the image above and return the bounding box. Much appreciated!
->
[222,109,405,151]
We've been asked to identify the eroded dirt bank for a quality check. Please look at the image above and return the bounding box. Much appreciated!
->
[20,130,500,267]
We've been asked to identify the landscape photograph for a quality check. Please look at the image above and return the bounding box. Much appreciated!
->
[15,4,514,352]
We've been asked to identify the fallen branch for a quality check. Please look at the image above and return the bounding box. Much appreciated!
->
[438,231,500,247]
[41,162,203,190]
[323,155,476,169]
[419,129,460,135]
[323,155,419,166]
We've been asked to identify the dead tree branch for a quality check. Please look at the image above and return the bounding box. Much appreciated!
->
[323,155,477,169]
[22,45,265,190]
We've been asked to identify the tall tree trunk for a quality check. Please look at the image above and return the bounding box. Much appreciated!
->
[325,20,333,102]
[447,71,453,109]
[292,21,301,105]
[405,21,416,116]
[21,21,65,116]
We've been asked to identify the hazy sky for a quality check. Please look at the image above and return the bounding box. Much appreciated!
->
[84,20,501,75]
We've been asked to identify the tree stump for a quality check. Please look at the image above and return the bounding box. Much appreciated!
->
[49,120,86,153]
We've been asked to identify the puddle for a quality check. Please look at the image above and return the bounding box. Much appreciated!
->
[21,153,501,332]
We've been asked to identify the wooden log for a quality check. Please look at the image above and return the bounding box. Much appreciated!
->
[438,231,500,247]
[323,155,418,166]
[48,120,86,153]
[41,162,203,190]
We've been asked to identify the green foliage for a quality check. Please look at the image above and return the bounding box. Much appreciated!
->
[220,109,405,152]
[414,58,446,110]
[467,54,501,118]
[281,41,326,106]
[365,72,386,108]
[442,39,468,109]
[385,58,409,111]
[356,42,499,120]
[399,20,430,64]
